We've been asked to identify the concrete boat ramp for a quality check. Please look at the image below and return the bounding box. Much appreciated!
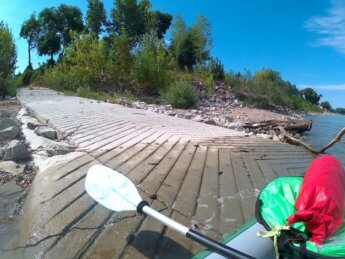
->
[2,88,315,258]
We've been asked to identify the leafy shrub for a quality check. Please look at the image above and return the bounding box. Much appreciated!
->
[162,81,197,109]
[242,94,270,109]
[39,63,91,92]
[63,33,109,90]
[132,31,173,94]
[39,33,109,91]
[0,21,17,79]
[194,64,214,97]
[224,68,323,112]
[107,31,133,85]
[334,108,345,115]
[170,15,212,70]
[208,57,224,80]
[0,76,16,97]
[76,87,106,100]
[20,66,33,86]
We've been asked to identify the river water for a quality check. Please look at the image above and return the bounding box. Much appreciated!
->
[304,115,345,163]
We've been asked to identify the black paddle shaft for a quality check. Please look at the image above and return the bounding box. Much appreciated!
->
[186,229,255,259]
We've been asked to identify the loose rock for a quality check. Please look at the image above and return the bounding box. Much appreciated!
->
[34,126,57,140]
[26,117,42,130]
[0,126,20,141]
[1,140,30,161]
[0,118,16,130]
[16,108,28,118]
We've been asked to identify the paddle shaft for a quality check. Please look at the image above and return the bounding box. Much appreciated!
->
[141,205,254,259]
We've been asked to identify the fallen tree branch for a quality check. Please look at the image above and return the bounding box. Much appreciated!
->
[59,124,82,141]
[278,126,345,154]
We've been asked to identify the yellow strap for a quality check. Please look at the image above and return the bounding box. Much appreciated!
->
[257,226,290,259]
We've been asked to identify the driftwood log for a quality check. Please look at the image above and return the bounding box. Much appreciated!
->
[244,119,313,134]
[278,126,345,154]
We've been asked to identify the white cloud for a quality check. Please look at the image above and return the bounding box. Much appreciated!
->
[298,83,345,91]
[305,0,345,54]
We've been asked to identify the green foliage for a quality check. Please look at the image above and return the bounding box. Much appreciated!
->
[0,76,16,97]
[20,66,34,86]
[0,21,17,97]
[320,101,332,111]
[86,0,107,38]
[75,87,107,100]
[301,87,322,105]
[194,64,214,97]
[58,4,84,48]
[37,5,84,61]
[132,30,173,94]
[20,13,39,67]
[43,33,109,91]
[162,81,197,109]
[225,69,322,112]
[334,108,345,115]
[37,7,62,60]
[107,31,133,84]
[39,32,134,92]
[149,11,173,39]
[253,69,281,83]
[0,21,17,78]
[170,15,212,71]
[189,15,212,64]
[110,0,172,46]
[208,57,224,81]
[18,65,43,86]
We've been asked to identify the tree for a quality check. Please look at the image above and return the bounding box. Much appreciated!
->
[301,87,322,105]
[170,15,212,70]
[144,10,172,39]
[0,21,17,78]
[132,30,172,93]
[86,0,107,38]
[334,108,345,115]
[37,5,84,62]
[111,0,145,45]
[110,0,172,46]
[189,15,212,64]
[107,30,133,81]
[0,21,17,96]
[37,7,61,62]
[170,15,188,68]
[20,13,39,68]
[57,4,84,50]
[320,101,332,111]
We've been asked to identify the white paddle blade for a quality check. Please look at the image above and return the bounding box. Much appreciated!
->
[85,165,143,211]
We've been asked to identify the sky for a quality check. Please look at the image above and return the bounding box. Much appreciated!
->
[0,0,344,108]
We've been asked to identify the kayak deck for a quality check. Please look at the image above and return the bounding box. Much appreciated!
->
[194,220,275,259]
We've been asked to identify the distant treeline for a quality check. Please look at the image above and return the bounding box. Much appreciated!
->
[0,0,343,113]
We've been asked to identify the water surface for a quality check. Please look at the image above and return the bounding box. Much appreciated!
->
[304,115,345,163]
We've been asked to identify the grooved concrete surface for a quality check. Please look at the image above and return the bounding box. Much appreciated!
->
[4,88,315,258]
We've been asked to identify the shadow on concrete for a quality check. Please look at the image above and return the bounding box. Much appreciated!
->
[127,230,193,258]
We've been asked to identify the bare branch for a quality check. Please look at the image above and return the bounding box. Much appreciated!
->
[278,126,345,154]
[59,124,82,141]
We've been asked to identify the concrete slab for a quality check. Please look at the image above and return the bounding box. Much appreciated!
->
[6,88,317,258]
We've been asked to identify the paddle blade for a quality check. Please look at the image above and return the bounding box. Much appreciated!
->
[85,165,143,211]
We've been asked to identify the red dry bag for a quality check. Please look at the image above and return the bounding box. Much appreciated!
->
[286,155,345,245]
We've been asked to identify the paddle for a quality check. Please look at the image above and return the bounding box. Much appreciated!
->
[85,165,254,259]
